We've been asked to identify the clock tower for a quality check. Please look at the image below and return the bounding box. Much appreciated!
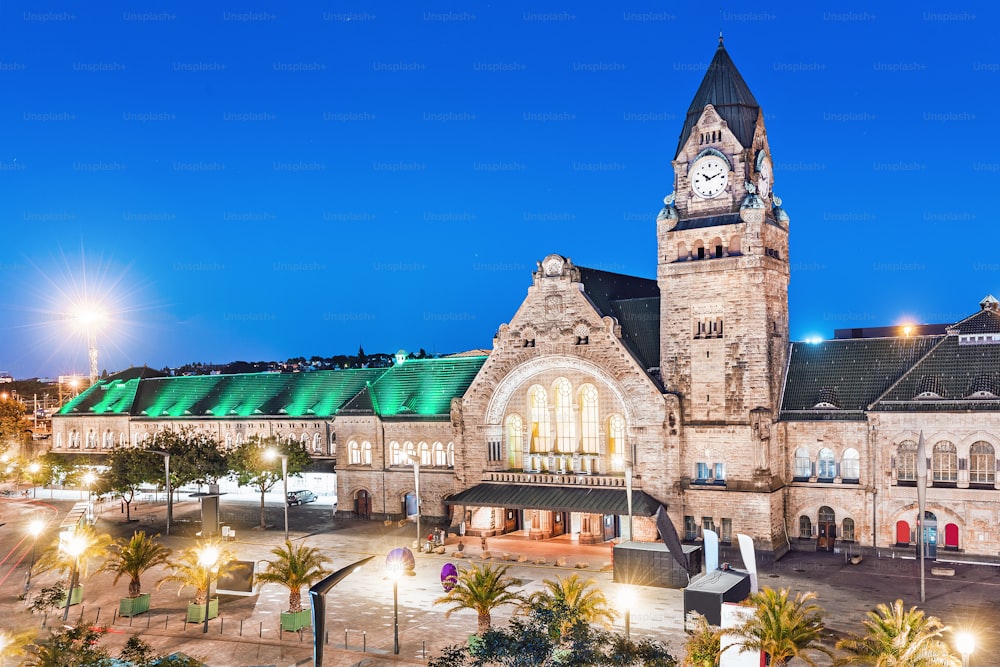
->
[657,39,789,490]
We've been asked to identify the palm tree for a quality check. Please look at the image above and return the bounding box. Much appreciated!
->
[98,531,172,598]
[433,562,524,634]
[524,573,618,639]
[156,539,239,605]
[684,612,722,667]
[729,586,831,667]
[834,599,960,666]
[255,541,332,613]
[32,523,112,618]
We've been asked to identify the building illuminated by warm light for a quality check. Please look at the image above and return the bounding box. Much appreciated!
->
[50,42,1000,562]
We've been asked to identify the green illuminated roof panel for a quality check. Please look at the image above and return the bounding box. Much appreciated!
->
[57,378,143,416]
[364,356,487,419]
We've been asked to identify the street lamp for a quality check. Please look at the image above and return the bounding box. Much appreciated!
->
[385,548,415,655]
[82,471,96,503]
[23,519,44,594]
[150,450,171,536]
[61,533,86,621]
[27,462,40,499]
[957,631,975,667]
[198,545,220,634]
[619,585,635,640]
[405,453,421,549]
[310,556,374,667]
[624,462,634,542]
[264,448,289,542]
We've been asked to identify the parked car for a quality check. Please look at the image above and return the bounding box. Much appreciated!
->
[286,490,317,505]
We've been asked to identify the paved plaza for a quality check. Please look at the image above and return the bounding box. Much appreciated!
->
[2,492,999,666]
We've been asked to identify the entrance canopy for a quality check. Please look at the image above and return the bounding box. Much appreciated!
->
[445,483,663,516]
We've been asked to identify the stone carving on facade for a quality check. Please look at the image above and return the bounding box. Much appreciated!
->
[749,407,771,470]
[544,295,564,319]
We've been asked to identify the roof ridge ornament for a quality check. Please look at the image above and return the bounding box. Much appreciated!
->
[980,294,999,311]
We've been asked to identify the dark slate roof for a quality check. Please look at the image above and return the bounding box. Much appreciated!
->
[947,307,1000,335]
[577,267,661,370]
[780,336,942,420]
[445,483,664,516]
[606,297,660,369]
[873,335,1000,411]
[676,41,760,157]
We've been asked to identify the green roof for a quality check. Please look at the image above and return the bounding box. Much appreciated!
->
[130,368,387,418]
[361,356,488,419]
[57,377,144,416]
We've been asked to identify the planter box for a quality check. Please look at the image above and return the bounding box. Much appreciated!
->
[58,585,84,608]
[280,609,311,632]
[186,598,219,623]
[119,593,151,617]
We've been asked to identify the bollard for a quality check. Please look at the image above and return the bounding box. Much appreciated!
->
[325,630,328,645]
[129,614,134,627]
[146,613,150,628]
[111,609,117,626]
[240,619,243,636]
[95,608,101,623]
[344,630,347,650]
[422,641,426,659]
[220,617,224,634]
[164,614,169,629]
[42,613,47,628]
[363,630,366,653]
[259,621,262,638]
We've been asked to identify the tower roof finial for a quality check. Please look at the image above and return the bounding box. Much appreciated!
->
[719,31,724,48]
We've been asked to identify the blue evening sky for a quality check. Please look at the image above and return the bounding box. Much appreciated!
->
[1,2,997,378]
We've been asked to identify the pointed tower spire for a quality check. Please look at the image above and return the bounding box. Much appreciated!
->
[675,41,760,157]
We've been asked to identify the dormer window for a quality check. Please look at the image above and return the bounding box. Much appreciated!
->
[914,375,943,400]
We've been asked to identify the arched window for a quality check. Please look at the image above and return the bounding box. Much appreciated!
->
[433,441,446,467]
[86,430,97,449]
[817,448,835,480]
[553,378,574,453]
[677,241,688,262]
[330,432,336,448]
[818,506,835,523]
[447,442,454,468]
[933,441,957,483]
[969,441,996,484]
[842,518,856,541]
[799,515,812,539]
[313,433,322,452]
[897,440,917,481]
[506,414,523,469]
[579,384,599,454]
[528,385,550,452]
[607,414,625,471]
[794,447,811,478]
[418,441,431,466]
[404,441,415,464]
[390,441,403,466]
[119,433,127,447]
[103,430,113,449]
[236,432,244,445]
[361,440,372,465]
[55,433,63,448]
[225,433,234,449]
[348,440,361,465]
[841,448,860,481]
[301,433,310,447]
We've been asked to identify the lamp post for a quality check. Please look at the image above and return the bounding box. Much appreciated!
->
[957,632,975,667]
[23,519,44,594]
[198,545,220,634]
[27,462,40,499]
[61,534,86,621]
[405,454,421,549]
[385,547,415,656]
[619,585,635,640]
[150,450,171,536]
[309,556,374,667]
[264,449,289,542]
[82,471,96,502]
[624,462,634,542]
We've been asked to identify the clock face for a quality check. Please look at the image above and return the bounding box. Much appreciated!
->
[690,155,729,199]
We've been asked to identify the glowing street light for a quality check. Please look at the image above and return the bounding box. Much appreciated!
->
[264,448,289,542]
[61,533,86,621]
[23,519,45,594]
[385,548,416,655]
[619,585,635,640]
[27,462,41,498]
[957,632,975,667]
[82,471,96,505]
[198,545,220,634]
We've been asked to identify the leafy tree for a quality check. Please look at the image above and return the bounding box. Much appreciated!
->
[429,602,675,667]
[156,427,228,489]
[255,540,332,612]
[523,573,617,640]
[98,531,172,598]
[96,447,162,521]
[728,587,831,667]
[156,539,242,605]
[38,452,85,491]
[683,612,722,667]
[27,583,69,615]
[834,599,960,666]
[0,396,27,453]
[226,435,311,529]
[24,622,112,667]
[433,562,525,635]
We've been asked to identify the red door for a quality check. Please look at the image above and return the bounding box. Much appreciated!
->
[895,520,910,545]
[944,523,959,549]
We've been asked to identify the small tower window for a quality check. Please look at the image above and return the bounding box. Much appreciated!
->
[697,246,705,260]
